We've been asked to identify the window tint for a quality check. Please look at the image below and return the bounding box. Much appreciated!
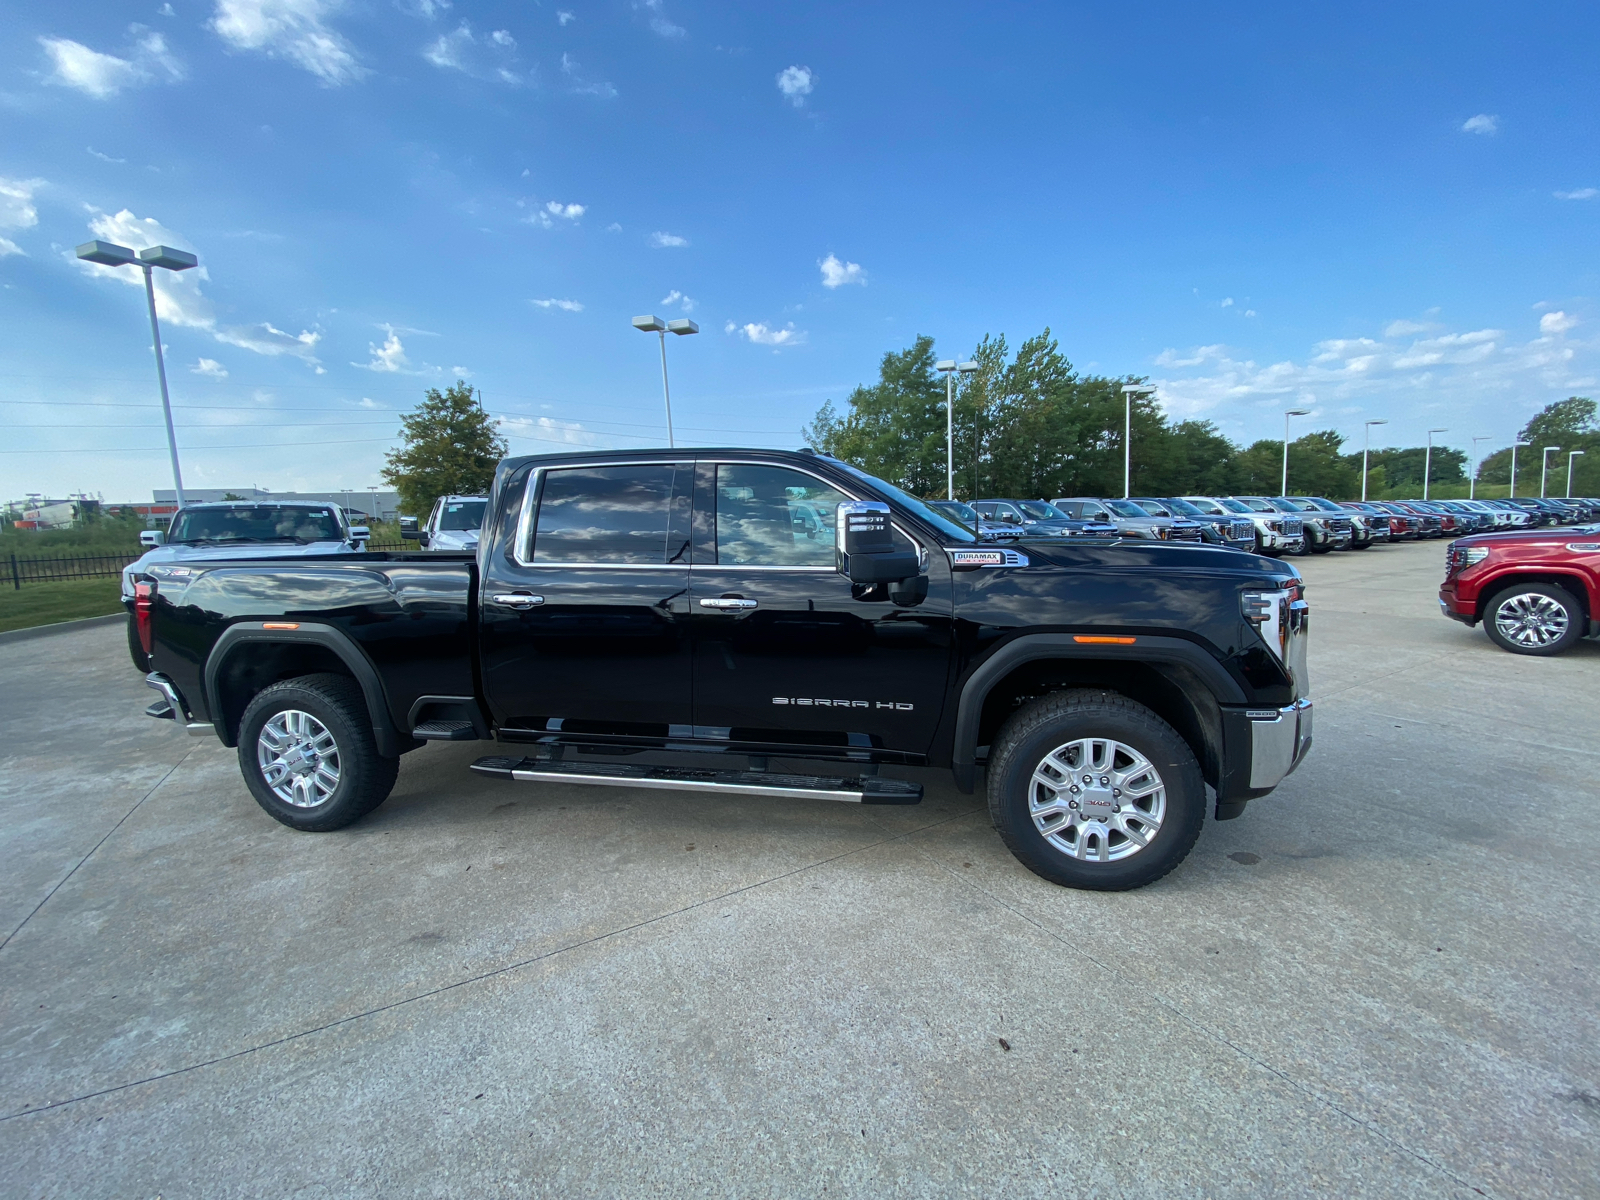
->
[437,500,486,531]
[170,505,342,544]
[532,465,677,563]
[715,465,847,566]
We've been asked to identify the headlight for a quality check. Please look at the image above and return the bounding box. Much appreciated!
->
[1265,520,1280,532]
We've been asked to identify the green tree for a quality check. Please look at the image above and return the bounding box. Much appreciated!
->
[1346,446,1466,494]
[1476,397,1598,490]
[381,380,508,518]
[804,336,950,496]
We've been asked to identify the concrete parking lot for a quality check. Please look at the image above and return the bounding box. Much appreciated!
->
[1,541,1596,1199]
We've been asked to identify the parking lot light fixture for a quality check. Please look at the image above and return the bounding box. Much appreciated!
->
[1123,384,1156,498]
[1568,450,1586,498]
[1362,419,1389,501]
[1281,409,1311,495]
[1510,440,1531,497]
[75,240,198,506]
[633,315,696,448]
[936,359,980,500]
[1469,436,1492,500]
[1541,446,1561,498]
[1423,428,1448,501]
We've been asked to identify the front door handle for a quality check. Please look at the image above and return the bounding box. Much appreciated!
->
[699,597,758,610]
[492,593,544,609]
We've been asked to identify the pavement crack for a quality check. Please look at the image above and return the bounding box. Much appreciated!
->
[0,808,976,1124]
[913,842,1493,1198]
[0,749,196,954]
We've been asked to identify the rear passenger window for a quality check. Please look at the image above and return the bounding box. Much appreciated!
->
[532,465,678,563]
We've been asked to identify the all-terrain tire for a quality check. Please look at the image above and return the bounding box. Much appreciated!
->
[986,689,1206,891]
[237,673,400,831]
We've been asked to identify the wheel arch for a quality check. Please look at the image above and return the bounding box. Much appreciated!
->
[951,635,1246,795]
[204,623,413,756]
[1474,571,1593,624]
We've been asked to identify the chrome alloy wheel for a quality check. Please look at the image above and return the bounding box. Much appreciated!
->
[1028,738,1166,863]
[1493,592,1571,649]
[257,709,342,808]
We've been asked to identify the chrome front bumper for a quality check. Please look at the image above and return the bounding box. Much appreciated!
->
[1248,699,1313,789]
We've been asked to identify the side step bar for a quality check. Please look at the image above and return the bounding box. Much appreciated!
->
[469,756,923,805]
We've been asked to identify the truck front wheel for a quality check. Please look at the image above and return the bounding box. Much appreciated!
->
[1482,583,1584,656]
[237,673,400,831]
[987,690,1206,891]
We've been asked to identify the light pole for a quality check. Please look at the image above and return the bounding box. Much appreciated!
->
[1540,446,1561,498]
[75,240,199,506]
[1281,409,1310,495]
[1469,436,1491,500]
[1122,384,1155,498]
[1568,450,1586,497]
[1423,428,1448,500]
[1509,440,1530,497]
[631,315,699,447]
[1361,418,1388,501]
[936,358,980,500]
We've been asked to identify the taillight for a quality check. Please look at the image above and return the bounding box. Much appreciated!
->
[134,580,156,655]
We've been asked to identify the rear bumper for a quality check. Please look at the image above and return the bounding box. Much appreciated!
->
[1247,699,1313,790]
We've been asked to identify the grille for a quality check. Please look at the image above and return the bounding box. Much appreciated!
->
[1169,525,1203,542]
[1282,517,1303,536]
[1327,517,1351,533]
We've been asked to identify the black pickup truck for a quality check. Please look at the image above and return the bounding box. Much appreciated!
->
[130,448,1312,891]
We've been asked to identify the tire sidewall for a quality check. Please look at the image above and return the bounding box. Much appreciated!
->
[238,681,374,830]
[989,699,1205,891]
[1483,584,1583,656]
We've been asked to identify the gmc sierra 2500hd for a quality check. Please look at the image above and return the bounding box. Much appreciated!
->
[130,448,1313,891]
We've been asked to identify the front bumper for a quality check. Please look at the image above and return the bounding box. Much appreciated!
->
[1248,699,1313,789]
[1438,581,1477,625]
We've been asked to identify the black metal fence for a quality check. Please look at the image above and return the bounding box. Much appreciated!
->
[7,552,141,589]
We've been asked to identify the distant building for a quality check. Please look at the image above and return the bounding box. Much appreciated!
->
[6,497,100,530]
[152,488,403,521]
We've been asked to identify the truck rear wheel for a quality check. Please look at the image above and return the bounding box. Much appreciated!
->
[238,673,399,831]
[987,689,1205,891]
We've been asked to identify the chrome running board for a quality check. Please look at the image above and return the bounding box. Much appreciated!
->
[469,756,923,805]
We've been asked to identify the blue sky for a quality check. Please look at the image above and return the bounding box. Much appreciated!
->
[2,1,1597,500]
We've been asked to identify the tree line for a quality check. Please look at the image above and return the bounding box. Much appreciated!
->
[804,332,1599,501]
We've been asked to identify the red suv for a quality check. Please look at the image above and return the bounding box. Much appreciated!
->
[1440,525,1600,654]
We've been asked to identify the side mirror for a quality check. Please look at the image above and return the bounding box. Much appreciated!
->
[399,516,418,536]
[836,500,919,584]
[1001,512,1021,524]
[349,525,370,542]
[140,529,166,548]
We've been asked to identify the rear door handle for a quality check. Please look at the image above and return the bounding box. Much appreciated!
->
[699,597,758,610]
[492,593,544,609]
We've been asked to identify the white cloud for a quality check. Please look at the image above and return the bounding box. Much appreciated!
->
[0,177,43,255]
[1555,188,1597,201]
[660,289,694,311]
[777,65,813,107]
[531,297,583,311]
[211,0,366,86]
[650,231,688,248]
[1220,297,1233,308]
[728,321,805,347]
[79,207,324,365]
[606,222,622,233]
[39,31,183,98]
[641,0,685,38]
[1244,310,1257,318]
[546,200,584,220]
[355,325,409,372]
[819,253,865,288]
[496,413,608,450]
[1384,318,1435,338]
[192,357,228,378]
[1461,113,1498,135]
[560,52,615,97]
[358,396,382,408]
[159,2,176,14]
[87,147,126,163]
[1148,312,1596,447]
[557,10,574,24]
[423,23,522,83]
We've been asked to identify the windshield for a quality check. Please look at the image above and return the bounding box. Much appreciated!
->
[1236,498,1277,512]
[168,505,343,545]
[1128,500,1168,516]
[1105,499,1153,518]
[1212,497,1252,514]
[930,500,980,527]
[437,500,487,531]
[1306,497,1345,512]
[1160,497,1205,517]
[1018,501,1065,520]
[1275,498,1318,511]
[834,462,977,543]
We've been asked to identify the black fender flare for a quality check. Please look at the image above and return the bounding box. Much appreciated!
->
[204,622,410,757]
[950,633,1247,792]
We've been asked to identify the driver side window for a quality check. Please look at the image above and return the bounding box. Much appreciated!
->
[714,465,846,567]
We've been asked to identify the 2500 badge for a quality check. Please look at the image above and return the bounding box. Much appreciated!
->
[772,697,914,710]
